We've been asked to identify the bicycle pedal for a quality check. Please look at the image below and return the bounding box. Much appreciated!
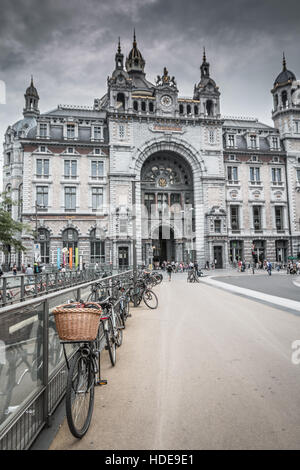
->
[118,325,125,329]
[127,314,132,318]
[97,379,108,386]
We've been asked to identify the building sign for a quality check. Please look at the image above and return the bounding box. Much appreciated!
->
[153,124,183,132]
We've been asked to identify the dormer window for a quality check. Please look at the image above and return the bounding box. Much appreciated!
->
[94,126,102,140]
[250,135,257,149]
[67,147,74,154]
[227,134,235,148]
[272,137,279,150]
[40,145,47,153]
[67,124,75,139]
[39,123,47,137]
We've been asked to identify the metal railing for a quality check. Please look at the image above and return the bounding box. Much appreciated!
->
[0,269,133,450]
[0,265,133,307]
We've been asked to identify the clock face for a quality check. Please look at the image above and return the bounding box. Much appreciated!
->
[160,95,172,107]
[158,177,167,187]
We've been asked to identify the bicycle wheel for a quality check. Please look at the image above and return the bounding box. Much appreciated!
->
[65,350,95,438]
[115,312,123,347]
[143,289,158,309]
[105,317,116,366]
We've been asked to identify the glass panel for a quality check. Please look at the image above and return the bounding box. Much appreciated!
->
[0,302,44,428]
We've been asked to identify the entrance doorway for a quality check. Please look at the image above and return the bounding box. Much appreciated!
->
[213,246,223,269]
[152,226,175,264]
[118,246,129,267]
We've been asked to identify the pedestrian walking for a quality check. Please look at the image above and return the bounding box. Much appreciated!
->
[12,263,17,276]
[166,262,173,282]
[267,260,272,276]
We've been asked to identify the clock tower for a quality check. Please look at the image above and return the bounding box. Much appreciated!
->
[155,67,178,116]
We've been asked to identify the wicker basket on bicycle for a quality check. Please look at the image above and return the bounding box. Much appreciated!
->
[53,302,103,341]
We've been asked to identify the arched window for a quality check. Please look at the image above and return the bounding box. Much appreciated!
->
[274,94,278,110]
[281,90,288,109]
[38,228,50,264]
[194,105,198,115]
[5,184,12,215]
[141,101,146,112]
[116,92,125,110]
[90,229,105,264]
[149,102,154,113]
[62,228,78,265]
[179,104,184,114]
[187,104,191,115]
[206,100,213,116]
[133,100,138,111]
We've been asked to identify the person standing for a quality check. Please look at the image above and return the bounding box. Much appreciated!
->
[12,263,17,276]
[267,260,272,276]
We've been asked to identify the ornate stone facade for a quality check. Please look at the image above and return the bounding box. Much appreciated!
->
[2,38,300,269]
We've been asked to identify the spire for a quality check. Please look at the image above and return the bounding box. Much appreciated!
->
[126,29,145,74]
[200,47,210,79]
[283,52,286,71]
[23,76,39,117]
[115,37,124,70]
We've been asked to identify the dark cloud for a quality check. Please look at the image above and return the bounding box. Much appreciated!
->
[1,0,300,178]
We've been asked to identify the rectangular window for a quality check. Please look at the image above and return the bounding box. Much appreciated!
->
[228,135,235,148]
[94,127,102,140]
[119,124,125,139]
[91,160,104,179]
[36,186,48,208]
[250,167,260,182]
[272,137,279,149]
[64,160,77,178]
[250,135,257,149]
[297,169,300,183]
[36,159,49,178]
[272,167,282,182]
[144,193,155,214]
[275,207,283,230]
[294,121,300,134]
[65,187,76,211]
[39,123,47,137]
[230,206,239,230]
[209,130,215,144]
[92,187,103,211]
[67,124,75,139]
[119,218,128,233]
[253,206,262,230]
[227,166,238,182]
[214,219,221,233]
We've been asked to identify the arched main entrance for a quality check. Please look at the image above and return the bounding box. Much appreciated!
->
[140,151,195,266]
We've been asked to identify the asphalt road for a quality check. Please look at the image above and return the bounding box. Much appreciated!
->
[215,273,300,302]
[49,277,300,450]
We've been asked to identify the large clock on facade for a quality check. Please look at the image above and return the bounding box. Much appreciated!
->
[160,95,173,107]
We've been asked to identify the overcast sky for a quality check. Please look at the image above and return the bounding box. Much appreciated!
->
[0,0,300,166]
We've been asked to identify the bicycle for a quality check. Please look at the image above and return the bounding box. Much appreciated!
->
[129,278,158,309]
[58,302,108,438]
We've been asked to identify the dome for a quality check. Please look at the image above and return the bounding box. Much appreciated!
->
[125,31,145,73]
[274,55,296,87]
[12,117,37,137]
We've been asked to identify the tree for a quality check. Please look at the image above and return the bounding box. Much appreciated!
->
[0,192,31,254]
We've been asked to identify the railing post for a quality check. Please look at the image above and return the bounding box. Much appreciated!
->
[43,299,50,427]
[20,275,25,302]
[2,277,7,306]
[45,273,49,294]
